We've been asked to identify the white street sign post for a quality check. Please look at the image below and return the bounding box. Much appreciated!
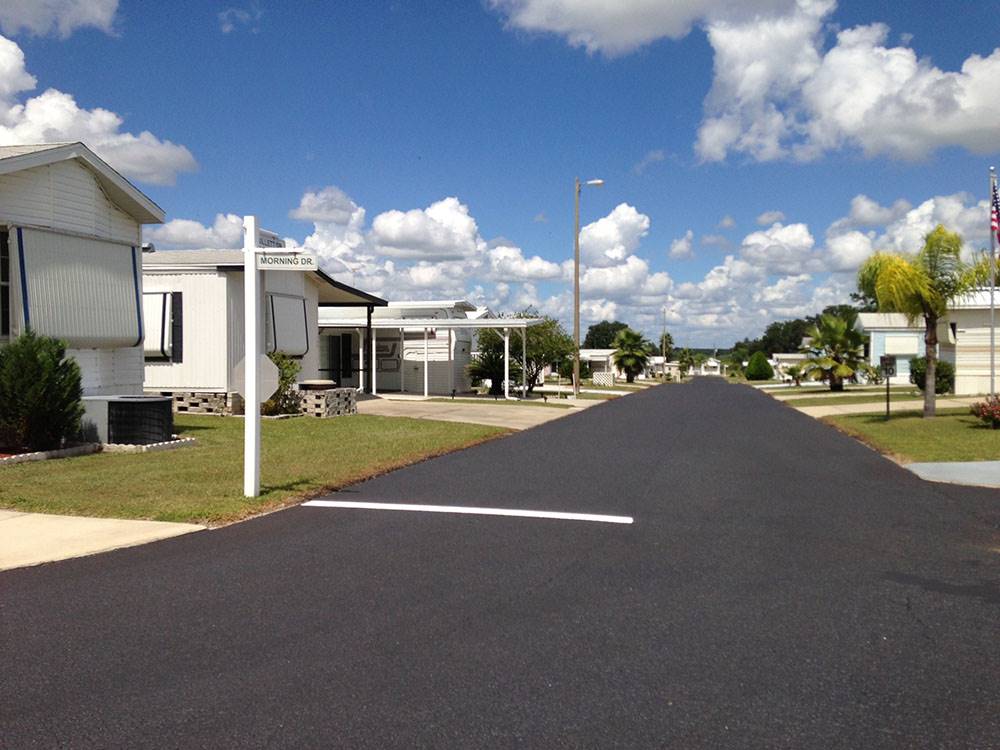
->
[242,215,317,497]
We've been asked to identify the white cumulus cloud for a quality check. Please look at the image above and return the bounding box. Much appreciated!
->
[668,229,694,259]
[579,202,650,267]
[0,0,117,38]
[698,0,1000,162]
[144,213,244,249]
[0,34,197,185]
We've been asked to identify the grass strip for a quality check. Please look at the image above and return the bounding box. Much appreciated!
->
[824,408,1000,463]
[0,414,507,525]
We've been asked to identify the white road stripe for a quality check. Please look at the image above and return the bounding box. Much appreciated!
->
[302,500,633,525]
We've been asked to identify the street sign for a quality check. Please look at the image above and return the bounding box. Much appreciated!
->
[879,355,897,420]
[233,354,280,403]
[880,355,897,377]
[255,252,317,271]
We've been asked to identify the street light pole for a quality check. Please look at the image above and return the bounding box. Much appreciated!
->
[573,178,581,398]
[573,177,603,399]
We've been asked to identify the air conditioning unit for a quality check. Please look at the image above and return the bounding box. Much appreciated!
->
[81,396,174,445]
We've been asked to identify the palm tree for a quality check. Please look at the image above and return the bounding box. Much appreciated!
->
[678,348,696,377]
[612,329,650,383]
[800,314,867,391]
[857,224,994,417]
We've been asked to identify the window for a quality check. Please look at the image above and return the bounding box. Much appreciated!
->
[142,292,183,362]
[265,293,308,357]
[0,230,9,338]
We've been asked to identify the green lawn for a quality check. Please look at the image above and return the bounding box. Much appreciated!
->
[0,414,507,525]
[427,397,572,409]
[825,408,1000,462]
[784,389,924,407]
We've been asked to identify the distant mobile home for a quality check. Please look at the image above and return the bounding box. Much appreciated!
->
[142,249,385,412]
[0,142,165,396]
[318,300,481,395]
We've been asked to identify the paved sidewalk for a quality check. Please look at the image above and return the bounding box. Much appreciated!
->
[905,460,1000,488]
[793,396,978,417]
[0,510,204,571]
[357,396,598,430]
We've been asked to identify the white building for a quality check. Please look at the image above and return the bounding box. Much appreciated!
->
[856,312,924,385]
[939,289,1000,395]
[320,300,480,396]
[0,142,165,396]
[143,249,385,412]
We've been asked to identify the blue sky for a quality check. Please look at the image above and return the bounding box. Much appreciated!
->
[2,0,999,346]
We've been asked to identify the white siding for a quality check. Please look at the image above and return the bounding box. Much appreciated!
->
[400,329,473,394]
[0,161,139,245]
[224,270,322,390]
[948,309,998,395]
[145,272,230,392]
[70,346,143,396]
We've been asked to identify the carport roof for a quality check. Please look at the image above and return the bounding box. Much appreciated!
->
[320,317,543,330]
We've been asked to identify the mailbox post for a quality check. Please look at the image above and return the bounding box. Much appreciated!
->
[880,355,897,420]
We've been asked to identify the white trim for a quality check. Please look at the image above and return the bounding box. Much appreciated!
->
[302,500,634,524]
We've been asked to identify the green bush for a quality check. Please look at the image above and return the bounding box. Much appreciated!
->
[909,356,954,394]
[970,395,1000,429]
[0,331,84,451]
[262,352,302,415]
[557,359,590,380]
[744,351,774,381]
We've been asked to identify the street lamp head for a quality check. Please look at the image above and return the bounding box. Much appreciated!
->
[586,179,605,187]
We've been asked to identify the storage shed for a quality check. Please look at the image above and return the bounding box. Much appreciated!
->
[143,249,385,413]
[0,142,165,395]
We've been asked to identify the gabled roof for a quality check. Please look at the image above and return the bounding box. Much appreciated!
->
[143,249,387,306]
[856,312,919,331]
[0,142,165,224]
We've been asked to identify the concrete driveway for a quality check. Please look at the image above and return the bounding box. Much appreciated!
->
[357,396,597,430]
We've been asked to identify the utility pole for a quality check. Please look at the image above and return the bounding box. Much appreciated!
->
[990,166,997,398]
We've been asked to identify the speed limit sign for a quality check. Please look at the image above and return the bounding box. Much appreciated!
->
[880,355,897,377]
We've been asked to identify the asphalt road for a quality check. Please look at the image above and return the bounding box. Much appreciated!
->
[2,378,998,748]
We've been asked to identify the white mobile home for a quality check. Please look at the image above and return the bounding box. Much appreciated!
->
[856,312,932,386]
[0,142,165,395]
[939,289,1000,395]
[143,249,385,412]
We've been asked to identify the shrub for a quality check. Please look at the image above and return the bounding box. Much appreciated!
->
[557,359,590,380]
[909,357,954,394]
[970,395,1000,429]
[744,351,774,381]
[262,352,302,416]
[0,331,84,451]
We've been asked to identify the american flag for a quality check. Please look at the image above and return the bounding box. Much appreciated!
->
[993,175,1000,247]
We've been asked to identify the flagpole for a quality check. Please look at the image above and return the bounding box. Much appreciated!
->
[990,166,997,399]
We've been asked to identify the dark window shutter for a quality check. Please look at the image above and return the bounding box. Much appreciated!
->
[171,292,183,363]
[341,334,353,378]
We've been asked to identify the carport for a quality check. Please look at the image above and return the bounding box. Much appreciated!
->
[320,316,543,399]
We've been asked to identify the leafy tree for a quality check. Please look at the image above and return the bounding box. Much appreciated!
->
[471,312,572,395]
[760,319,811,355]
[744,351,774,381]
[583,320,629,349]
[800,314,867,391]
[858,224,994,416]
[678,348,696,377]
[0,331,83,451]
[611,328,650,383]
